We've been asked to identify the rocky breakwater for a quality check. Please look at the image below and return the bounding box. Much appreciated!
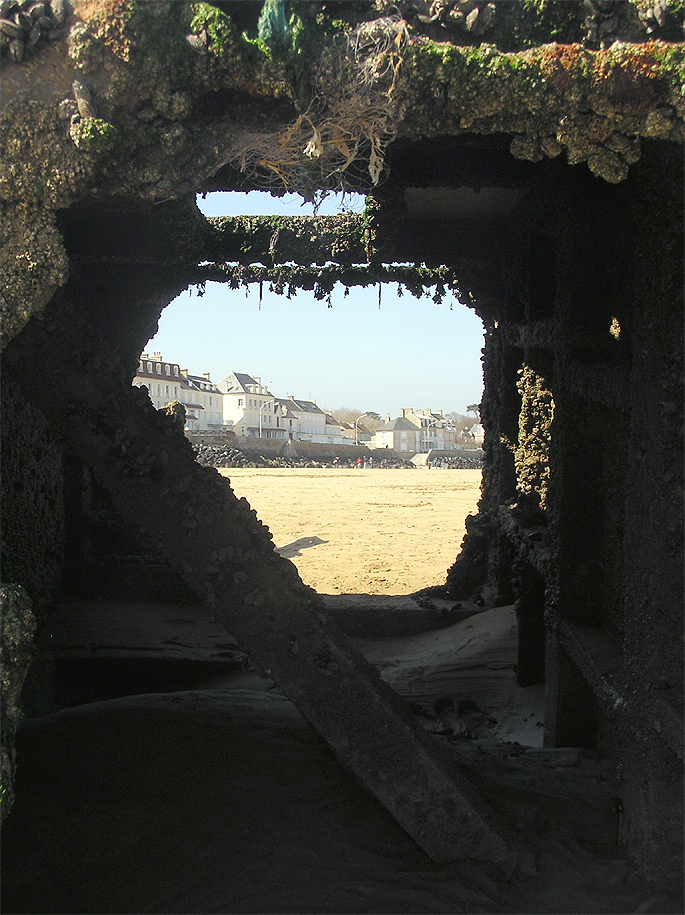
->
[192,442,414,469]
[433,454,484,469]
[193,443,265,469]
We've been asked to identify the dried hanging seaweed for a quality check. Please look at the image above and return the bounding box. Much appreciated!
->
[230,15,410,201]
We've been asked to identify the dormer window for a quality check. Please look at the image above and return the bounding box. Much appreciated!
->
[156,364,161,374]
[165,365,170,375]
[147,362,152,372]
[173,366,179,376]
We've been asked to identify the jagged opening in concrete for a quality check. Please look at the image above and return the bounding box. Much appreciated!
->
[133,187,487,617]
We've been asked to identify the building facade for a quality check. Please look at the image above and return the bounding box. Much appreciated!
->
[372,408,459,453]
[373,415,422,453]
[182,371,224,431]
[133,353,224,431]
[219,372,281,437]
[403,409,459,452]
[133,352,184,410]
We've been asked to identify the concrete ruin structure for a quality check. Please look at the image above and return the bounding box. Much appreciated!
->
[1,0,683,903]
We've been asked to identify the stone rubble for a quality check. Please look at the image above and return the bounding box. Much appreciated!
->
[192,442,483,470]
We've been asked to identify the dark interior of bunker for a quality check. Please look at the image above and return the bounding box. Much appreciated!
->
[1,1,683,913]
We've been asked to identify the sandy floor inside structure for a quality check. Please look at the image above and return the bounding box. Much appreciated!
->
[219,467,482,595]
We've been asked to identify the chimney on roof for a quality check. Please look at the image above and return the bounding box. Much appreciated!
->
[140,352,149,360]
[152,352,162,361]
[181,369,188,378]
[385,412,391,423]
[203,372,211,380]
[401,408,406,418]
[438,409,443,416]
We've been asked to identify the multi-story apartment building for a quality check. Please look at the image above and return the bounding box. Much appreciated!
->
[322,414,346,445]
[373,415,422,453]
[372,408,459,453]
[219,374,334,442]
[133,353,224,431]
[404,408,458,452]
[134,352,184,409]
[286,397,327,441]
[219,372,284,438]
[182,371,224,431]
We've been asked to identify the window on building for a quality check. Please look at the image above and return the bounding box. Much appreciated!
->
[165,385,169,397]
[173,366,179,376]
[147,362,152,372]
[155,364,161,373]
[165,365,170,375]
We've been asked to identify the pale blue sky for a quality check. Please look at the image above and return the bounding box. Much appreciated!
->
[145,191,485,418]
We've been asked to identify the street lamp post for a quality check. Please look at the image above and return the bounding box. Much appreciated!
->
[422,418,439,454]
[355,413,369,446]
[259,400,275,438]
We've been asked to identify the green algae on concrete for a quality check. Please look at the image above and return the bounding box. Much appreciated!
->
[69,116,120,153]
[207,213,368,266]
[400,38,684,179]
[1,2,683,344]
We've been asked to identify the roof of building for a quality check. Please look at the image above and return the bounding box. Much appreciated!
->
[376,416,419,432]
[184,374,221,394]
[219,372,269,394]
[275,398,298,418]
[135,355,181,380]
[289,398,326,415]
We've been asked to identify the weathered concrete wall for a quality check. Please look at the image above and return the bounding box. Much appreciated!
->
[1,376,65,619]
[444,141,683,889]
[0,585,36,821]
[620,141,684,888]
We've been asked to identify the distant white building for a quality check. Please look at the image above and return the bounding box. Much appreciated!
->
[403,408,458,452]
[372,408,459,453]
[133,353,224,431]
[286,396,327,441]
[462,422,485,447]
[182,370,224,431]
[219,372,282,438]
[134,352,183,410]
[373,415,421,453]
[323,413,346,445]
